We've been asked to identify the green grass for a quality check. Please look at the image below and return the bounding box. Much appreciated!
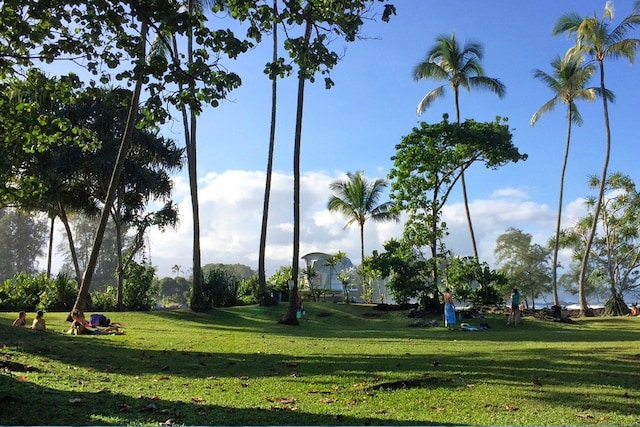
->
[1,304,640,426]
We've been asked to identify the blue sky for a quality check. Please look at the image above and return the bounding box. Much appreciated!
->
[44,1,640,288]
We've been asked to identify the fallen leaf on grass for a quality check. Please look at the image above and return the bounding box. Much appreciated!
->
[319,398,337,404]
[375,409,386,414]
[575,413,594,419]
[267,397,297,404]
[346,400,358,405]
[505,405,519,412]
[191,397,205,403]
[160,418,175,426]
[140,403,157,412]
[159,376,170,381]
[16,375,28,382]
[271,405,298,412]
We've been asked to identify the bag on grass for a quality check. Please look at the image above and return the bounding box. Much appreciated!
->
[90,313,111,327]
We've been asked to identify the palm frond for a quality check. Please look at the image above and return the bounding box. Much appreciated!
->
[416,86,445,116]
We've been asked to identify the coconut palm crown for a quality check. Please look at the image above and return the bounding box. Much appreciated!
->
[327,171,399,264]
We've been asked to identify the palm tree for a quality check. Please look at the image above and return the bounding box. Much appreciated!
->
[553,2,640,315]
[530,53,600,308]
[258,0,281,305]
[327,171,399,265]
[414,33,505,259]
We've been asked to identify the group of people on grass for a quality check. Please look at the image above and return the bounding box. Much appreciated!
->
[12,310,46,331]
[12,310,124,335]
[443,287,522,329]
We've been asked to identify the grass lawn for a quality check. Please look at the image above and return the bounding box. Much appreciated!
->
[1,303,639,426]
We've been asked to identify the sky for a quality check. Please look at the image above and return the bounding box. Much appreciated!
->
[44,1,640,285]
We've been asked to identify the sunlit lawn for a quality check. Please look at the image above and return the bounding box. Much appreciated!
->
[1,303,639,426]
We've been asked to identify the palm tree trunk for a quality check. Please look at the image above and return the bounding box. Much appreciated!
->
[552,107,573,307]
[72,21,147,315]
[282,18,312,325]
[454,87,478,259]
[184,0,208,311]
[258,0,279,305]
[578,60,610,317]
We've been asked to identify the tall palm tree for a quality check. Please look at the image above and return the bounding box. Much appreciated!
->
[258,0,280,305]
[553,2,640,315]
[529,53,600,307]
[414,33,505,259]
[327,171,399,265]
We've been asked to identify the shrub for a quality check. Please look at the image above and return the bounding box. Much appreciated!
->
[0,273,49,311]
[203,267,240,307]
[122,262,157,311]
[469,284,503,306]
[237,275,259,305]
[38,273,78,311]
[92,286,118,311]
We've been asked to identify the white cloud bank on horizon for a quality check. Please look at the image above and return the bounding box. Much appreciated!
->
[143,169,585,279]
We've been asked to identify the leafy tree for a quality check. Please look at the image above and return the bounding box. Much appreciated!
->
[64,86,183,309]
[414,33,506,258]
[560,173,640,315]
[553,2,640,315]
[494,227,552,309]
[389,117,523,295]
[0,209,48,281]
[366,239,435,309]
[530,53,602,307]
[328,171,398,266]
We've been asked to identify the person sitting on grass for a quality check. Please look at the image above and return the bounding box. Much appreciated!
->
[12,311,27,327]
[69,310,124,335]
[31,310,46,331]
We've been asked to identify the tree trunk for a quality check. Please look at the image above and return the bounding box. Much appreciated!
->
[552,106,573,307]
[259,0,279,306]
[578,60,609,318]
[58,204,82,286]
[454,89,478,259]
[47,215,54,278]
[71,21,148,316]
[281,18,312,326]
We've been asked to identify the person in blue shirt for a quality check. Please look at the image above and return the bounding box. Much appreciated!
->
[507,288,521,326]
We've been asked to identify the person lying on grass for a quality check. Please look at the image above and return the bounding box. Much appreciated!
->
[69,310,124,335]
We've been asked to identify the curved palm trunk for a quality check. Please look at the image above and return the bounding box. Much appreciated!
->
[455,87,478,259]
[578,60,610,317]
[281,19,312,325]
[551,106,574,307]
[258,0,278,305]
[72,21,147,315]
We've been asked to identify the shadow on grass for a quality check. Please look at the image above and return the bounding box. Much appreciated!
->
[0,373,448,426]
[3,307,640,425]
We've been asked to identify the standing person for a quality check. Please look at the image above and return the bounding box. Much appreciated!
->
[443,287,456,330]
[31,310,46,331]
[507,288,521,326]
[12,311,27,326]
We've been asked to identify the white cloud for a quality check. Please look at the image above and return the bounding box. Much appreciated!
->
[48,170,590,281]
